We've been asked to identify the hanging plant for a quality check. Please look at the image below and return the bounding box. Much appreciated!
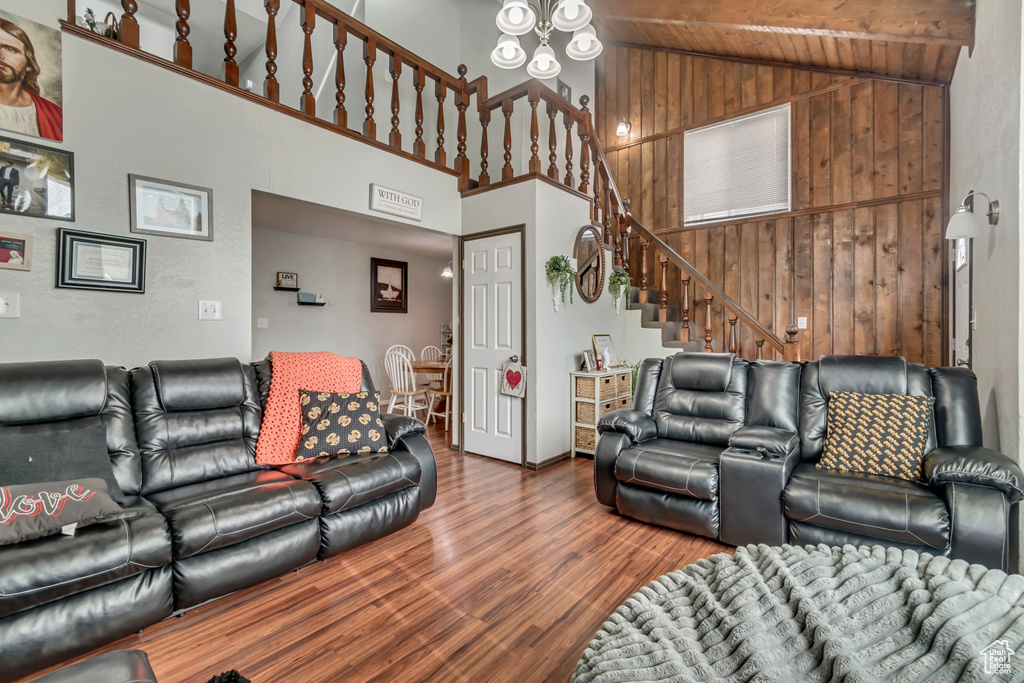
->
[608,269,632,308]
[545,255,576,306]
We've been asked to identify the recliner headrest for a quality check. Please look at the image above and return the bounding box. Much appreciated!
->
[151,358,245,411]
[0,359,107,425]
[669,352,734,392]
[819,355,908,396]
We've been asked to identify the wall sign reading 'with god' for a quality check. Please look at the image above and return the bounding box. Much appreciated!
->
[369,184,423,221]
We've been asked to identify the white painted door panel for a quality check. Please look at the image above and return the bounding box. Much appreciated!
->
[463,232,522,463]
[954,238,971,366]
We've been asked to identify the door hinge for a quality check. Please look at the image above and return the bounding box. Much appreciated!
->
[462,412,466,423]
[462,259,466,270]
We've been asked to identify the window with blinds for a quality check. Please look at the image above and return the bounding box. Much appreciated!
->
[683,104,791,225]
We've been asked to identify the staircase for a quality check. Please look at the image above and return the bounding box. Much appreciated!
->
[625,286,704,352]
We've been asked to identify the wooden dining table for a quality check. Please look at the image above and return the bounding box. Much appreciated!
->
[410,359,449,374]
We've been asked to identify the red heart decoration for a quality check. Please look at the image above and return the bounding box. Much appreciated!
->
[506,369,522,389]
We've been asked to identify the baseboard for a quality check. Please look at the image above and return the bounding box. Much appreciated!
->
[525,450,571,471]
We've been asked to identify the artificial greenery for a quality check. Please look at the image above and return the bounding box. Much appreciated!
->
[608,269,632,307]
[622,358,643,392]
[545,255,576,304]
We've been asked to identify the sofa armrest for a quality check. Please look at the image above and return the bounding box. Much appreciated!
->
[923,446,1024,502]
[597,409,657,445]
[728,425,799,457]
[380,413,427,450]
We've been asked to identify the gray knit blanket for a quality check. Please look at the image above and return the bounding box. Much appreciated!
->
[572,545,1024,682]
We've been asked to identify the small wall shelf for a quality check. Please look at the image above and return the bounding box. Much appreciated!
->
[297,301,326,306]
[273,286,299,291]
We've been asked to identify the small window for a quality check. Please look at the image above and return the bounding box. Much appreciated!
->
[683,104,791,225]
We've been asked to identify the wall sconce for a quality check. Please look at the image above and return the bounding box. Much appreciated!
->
[441,261,454,278]
[616,119,630,137]
[946,190,999,240]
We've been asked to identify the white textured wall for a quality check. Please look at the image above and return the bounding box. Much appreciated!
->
[949,0,1023,570]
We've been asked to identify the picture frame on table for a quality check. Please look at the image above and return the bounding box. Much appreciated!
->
[0,136,74,221]
[370,257,407,313]
[129,174,213,241]
[582,350,596,372]
[56,228,146,293]
[0,231,33,271]
[592,334,620,368]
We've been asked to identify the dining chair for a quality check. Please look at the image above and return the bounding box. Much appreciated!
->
[386,344,415,362]
[426,358,454,432]
[420,345,444,390]
[384,351,429,418]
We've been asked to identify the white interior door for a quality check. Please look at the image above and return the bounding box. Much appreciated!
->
[954,237,972,366]
[462,231,523,464]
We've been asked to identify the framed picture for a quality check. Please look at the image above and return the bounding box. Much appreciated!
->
[592,334,620,368]
[129,174,213,241]
[56,228,146,294]
[0,231,33,271]
[582,349,596,372]
[370,257,407,313]
[0,136,74,220]
[276,271,298,289]
[557,78,572,103]
[0,10,63,142]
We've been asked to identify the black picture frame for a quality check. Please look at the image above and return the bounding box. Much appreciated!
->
[56,228,146,294]
[370,257,407,313]
[0,135,75,221]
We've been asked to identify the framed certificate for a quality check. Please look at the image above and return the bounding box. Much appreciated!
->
[56,229,146,293]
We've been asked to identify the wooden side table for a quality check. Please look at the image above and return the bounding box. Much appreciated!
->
[570,368,633,458]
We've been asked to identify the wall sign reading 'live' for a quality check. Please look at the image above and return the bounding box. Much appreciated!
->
[369,184,423,221]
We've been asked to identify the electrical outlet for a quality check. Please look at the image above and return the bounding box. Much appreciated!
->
[0,292,20,319]
[198,300,222,320]
[257,317,269,329]
[797,317,808,330]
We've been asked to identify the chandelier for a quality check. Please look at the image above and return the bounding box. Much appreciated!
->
[490,0,603,79]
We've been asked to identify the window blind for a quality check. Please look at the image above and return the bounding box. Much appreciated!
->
[683,104,791,225]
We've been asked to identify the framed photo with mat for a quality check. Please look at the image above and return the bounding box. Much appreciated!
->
[592,334,620,368]
[370,257,407,313]
[56,228,146,293]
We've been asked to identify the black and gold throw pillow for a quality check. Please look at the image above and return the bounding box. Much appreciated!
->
[818,391,935,482]
[295,390,388,461]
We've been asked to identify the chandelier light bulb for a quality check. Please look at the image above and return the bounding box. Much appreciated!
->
[503,43,516,59]
[527,43,561,78]
[563,1,579,20]
[552,0,592,32]
[508,6,523,24]
[566,24,602,60]
[491,33,527,69]
[496,0,536,35]
[578,33,591,50]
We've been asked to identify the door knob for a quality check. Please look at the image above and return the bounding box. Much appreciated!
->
[956,358,970,366]
[509,355,519,363]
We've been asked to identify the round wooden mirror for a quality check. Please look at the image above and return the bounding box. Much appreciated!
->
[574,225,605,303]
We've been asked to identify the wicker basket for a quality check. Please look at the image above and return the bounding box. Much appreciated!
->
[598,375,617,400]
[616,372,632,397]
[576,401,596,424]
[575,426,597,452]
[618,396,631,410]
[598,399,617,418]
[576,376,596,400]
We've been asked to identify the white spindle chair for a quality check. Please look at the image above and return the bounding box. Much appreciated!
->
[426,358,454,432]
[386,344,415,362]
[420,345,444,390]
[384,351,429,417]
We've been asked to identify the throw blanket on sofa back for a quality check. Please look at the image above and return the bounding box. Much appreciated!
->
[255,351,363,465]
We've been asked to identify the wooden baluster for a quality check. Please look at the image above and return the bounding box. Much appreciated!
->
[605,181,616,263]
[67,0,75,23]
[120,1,140,48]
[263,0,280,103]
[591,159,601,224]
[300,2,315,116]
[563,111,574,187]
[681,277,691,342]
[455,65,469,189]
[332,21,346,126]
[528,87,541,173]
[223,0,239,87]
[755,340,765,360]
[413,66,426,158]
[389,53,402,150]
[704,294,714,352]
[501,99,514,181]
[658,257,668,322]
[478,107,491,186]
[728,318,738,354]
[547,100,558,179]
[363,37,376,138]
[435,80,446,166]
[639,238,649,304]
[174,0,192,69]
[578,96,591,195]
[784,325,801,361]
[621,222,630,273]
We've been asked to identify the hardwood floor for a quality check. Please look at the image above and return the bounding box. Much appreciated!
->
[21,426,729,683]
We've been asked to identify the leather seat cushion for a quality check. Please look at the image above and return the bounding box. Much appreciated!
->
[147,471,321,559]
[614,439,723,501]
[0,497,170,619]
[783,463,949,550]
[278,450,421,516]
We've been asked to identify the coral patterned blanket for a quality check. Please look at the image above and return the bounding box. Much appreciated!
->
[255,351,363,465]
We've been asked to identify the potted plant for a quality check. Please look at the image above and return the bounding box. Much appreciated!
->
[608,269,632,314]
[545,255,575,311]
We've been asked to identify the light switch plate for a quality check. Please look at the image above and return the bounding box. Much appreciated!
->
[198,300,222,320]
[797,317,808,329]
[0,292,20,319]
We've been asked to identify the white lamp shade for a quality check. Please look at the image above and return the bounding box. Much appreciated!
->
[945,206,985,240]
[566,25,603,60]
[441,262,454,278]
[615,120,630,137]
[496,0,536,35]
[491,34,527,69]
[527,43,561,78]
[552,0,592,32]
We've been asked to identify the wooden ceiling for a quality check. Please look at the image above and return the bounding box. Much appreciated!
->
[588,0,975,83]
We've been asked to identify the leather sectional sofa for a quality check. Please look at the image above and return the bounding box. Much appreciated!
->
[596,353,1024,572]
[0,356,436,682]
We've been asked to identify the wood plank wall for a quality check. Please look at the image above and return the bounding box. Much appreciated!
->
[596,47,947,365]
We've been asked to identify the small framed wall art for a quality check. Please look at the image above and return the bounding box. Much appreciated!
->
[56,228,146,293]
[0,136,74,220]
[275,272,298,290]
[370,258,407,313]
[129,174,213,241]
[0,231,33,271]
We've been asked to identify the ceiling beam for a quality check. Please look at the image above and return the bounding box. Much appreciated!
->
[588,0,975,47]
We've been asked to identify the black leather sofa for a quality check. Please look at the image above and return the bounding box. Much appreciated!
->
[596,353,1023,571]
[0,357,436,682]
